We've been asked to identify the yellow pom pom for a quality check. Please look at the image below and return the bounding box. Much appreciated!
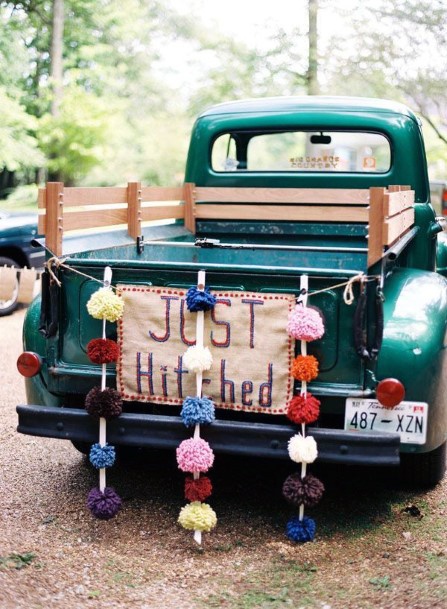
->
[178,501,217,532]
[86,287,124,322]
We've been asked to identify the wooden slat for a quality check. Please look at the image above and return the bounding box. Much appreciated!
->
[140,186,184,202]
[63,208,128,231]
[140,205,185,222]
[46,182,64,256]
[388,185,411,192]
[38,188,47,234]
[62,187,128,206]
[183,182,196,233]
[195,204,369,223]
[38,188,46,209]
[38,213,46,234]
[127,181,141,239]
[195,187,370,205]
[383,190,415,217]
[383,208,415,245]
[367,187,386,268]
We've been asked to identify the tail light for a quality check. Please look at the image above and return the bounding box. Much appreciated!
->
[376,378,405,408]
[17,352,42,377]
[442,188,447,215]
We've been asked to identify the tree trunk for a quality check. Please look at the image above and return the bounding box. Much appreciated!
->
[308,0,319,95]
[51,0,64,117]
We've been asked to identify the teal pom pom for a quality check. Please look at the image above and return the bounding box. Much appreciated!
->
[89,443,116,469]
[181,396,215,426]
[286,516,316,543]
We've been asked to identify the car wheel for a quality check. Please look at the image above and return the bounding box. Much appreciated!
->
[0,256,20,317]
[400,441,446,489]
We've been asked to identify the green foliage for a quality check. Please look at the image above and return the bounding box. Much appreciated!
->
[0,87,43,172]
[3,184,39,209]
[37,85,108,183]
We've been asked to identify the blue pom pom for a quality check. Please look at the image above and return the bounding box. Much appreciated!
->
[285,516,316,543]
[89,443,116,469]
[186,286,217,312]
[180,396,215,426]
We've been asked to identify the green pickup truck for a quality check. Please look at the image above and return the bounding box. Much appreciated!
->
[17,96,447,488]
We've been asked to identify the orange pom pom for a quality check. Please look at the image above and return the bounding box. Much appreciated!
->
[291,355,319,382]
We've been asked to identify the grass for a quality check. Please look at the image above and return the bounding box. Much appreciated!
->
[203,558,318,609]
[0,552,37,570]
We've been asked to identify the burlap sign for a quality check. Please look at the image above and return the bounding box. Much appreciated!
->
[117,285,294,415]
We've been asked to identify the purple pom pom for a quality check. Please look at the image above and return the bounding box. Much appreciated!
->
[87,487,122,520]
[186,286,216,312]
[282,473,325,508]
[286,516,316,543]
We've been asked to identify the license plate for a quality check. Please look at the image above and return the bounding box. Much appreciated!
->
[344,398,428,445]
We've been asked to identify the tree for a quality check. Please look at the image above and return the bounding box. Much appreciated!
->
[325,1,447,145]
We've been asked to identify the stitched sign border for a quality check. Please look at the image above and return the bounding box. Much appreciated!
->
[117,285,294,415]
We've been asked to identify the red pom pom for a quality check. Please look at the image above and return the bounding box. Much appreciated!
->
[184,475,213,502]
[287,393,320,425]
[87,338,120,364]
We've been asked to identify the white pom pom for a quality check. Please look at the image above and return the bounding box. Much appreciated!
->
[287,434,318,464]
[183,345,213,373]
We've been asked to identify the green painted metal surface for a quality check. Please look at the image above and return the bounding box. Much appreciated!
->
[21,96,447,465]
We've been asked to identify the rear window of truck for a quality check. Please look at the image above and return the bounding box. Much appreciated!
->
[211,130,391,173]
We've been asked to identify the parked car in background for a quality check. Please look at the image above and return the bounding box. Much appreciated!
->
[0,209,44,315]
[430,180,447,216]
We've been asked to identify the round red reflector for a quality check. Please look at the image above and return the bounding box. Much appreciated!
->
[376,378,405,408]
[17,352,41,378]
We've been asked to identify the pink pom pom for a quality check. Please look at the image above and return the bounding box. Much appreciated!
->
[176,438,215,473]
[287,305,324,341]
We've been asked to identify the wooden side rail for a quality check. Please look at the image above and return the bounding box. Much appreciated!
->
[38,182,185,256]
[38,182,414,267]
[183,186,371,232]
[367,186,415,266]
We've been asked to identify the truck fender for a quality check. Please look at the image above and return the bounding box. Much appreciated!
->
[377,268,447,452]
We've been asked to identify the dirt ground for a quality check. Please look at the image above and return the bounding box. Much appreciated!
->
[0,307,446,609]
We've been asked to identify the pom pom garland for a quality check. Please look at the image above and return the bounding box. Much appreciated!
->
[183,345,213,373]
[287,304,324,342]
[178,501,217,532]
[186,286,217,312]
[89,443,116,469]
[291,355,319,382]
[86,287,124,322]
[184,476,213,502]
[286,393,321,425]
[181,396,215,427]
[176,437,215,473]
[288,434,318,464]
[285,515,316,543]
[282,473,325,508]
[87,487,122,520]
[87,338,120,364]
[85,387,123,420]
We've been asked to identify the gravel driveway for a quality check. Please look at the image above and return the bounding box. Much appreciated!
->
[1,307,446,609]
